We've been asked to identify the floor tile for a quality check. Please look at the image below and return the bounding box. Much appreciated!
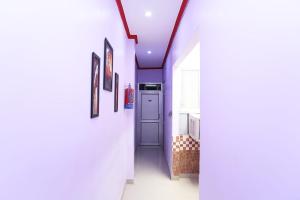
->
[122,148,199,200]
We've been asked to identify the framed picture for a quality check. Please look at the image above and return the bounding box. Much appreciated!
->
[91,52,101,118]
[114,73,119,112]
[103,38,113,91]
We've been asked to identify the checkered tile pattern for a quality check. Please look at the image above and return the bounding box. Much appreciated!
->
[172,135,200,152]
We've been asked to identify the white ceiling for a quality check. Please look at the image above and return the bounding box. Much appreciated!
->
[121,0,183,68]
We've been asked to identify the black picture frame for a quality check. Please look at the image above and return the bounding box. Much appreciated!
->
[114,73,119,112]
[91,52,101,118]
[103,38,114,92]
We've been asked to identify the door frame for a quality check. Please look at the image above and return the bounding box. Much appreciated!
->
[136,82,164,147]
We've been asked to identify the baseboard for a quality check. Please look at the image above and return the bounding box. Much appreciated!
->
[120,179,135,200]
[120,182,127,200]
[171,173,199,180]
[179,173,199,178]
[137,146,162,149]
[171,174,180,180]
[169,166,180,180]
[126,179,135,184]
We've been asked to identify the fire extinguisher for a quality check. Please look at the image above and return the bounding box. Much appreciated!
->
[124,83,134,109]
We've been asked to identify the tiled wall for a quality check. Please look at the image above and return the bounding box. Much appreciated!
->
[172,135,200,176]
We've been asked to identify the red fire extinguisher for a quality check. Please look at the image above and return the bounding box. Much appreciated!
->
[124,83,134,109]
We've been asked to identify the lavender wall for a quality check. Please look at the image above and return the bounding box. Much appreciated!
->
[166,0,300,199]
[137,69,163,83]
[163,56,174,173]
[0,1,135,200]
[163,0,200,175]
[199,0,300,199]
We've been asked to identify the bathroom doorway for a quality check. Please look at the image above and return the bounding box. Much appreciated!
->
[171,42,200,179]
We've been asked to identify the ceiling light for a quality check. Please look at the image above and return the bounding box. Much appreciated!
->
[147,51,152,54]
[145,11,152,17]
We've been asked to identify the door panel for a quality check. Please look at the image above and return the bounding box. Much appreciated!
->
[141,94,159,120]
[137,85,163,147]
[141,122,159,145]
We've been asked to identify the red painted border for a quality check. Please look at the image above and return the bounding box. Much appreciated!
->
[117,0,189,69]
[161,0,189,67]
[137,67,164,70]
[116,0,138,44]
[136,55,162,70]
[135,55,140,68]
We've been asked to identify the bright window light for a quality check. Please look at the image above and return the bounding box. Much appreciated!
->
[147,51,152,54]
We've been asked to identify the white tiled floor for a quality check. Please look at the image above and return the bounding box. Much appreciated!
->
[122,147,199,200]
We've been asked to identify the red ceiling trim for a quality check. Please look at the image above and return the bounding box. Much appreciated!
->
[137,67,164,70]
[161,0,189,67]
[137,66,164,70]
[135,55,140,68]
[136,55,163,70]
[116,0,138,44]
[117,0,189,69]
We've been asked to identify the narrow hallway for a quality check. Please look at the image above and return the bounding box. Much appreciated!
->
[122,148,199,200]
[1,0,300,199]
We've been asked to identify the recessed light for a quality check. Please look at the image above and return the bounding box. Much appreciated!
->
[147,51,152,54]
[145,11,152,17]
